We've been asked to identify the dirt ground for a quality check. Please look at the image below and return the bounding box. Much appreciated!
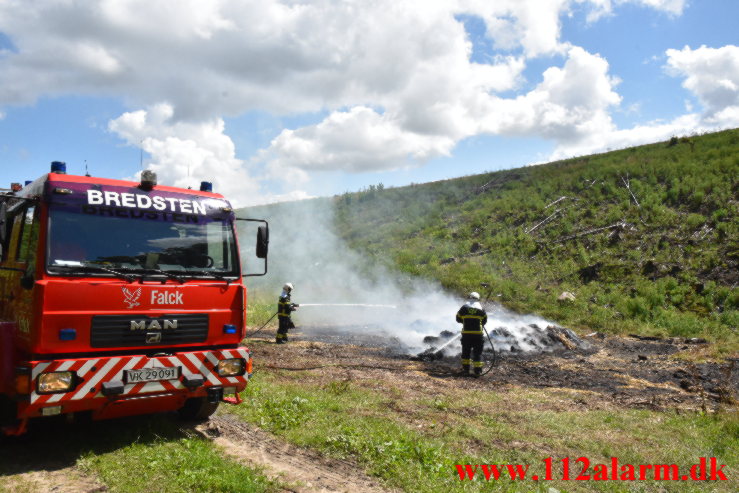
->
[196,414,394,493]
[253,326,738,413]
[0,328,735,493]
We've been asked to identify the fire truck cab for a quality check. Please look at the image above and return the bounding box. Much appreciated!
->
[0,162,268,435]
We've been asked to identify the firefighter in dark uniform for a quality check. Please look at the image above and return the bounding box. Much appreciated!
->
[456,292,487,376]
[276,282,298,344]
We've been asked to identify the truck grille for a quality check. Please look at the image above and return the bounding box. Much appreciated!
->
[90,314,209,348]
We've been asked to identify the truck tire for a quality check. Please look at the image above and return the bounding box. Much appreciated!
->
[178,397,219,421]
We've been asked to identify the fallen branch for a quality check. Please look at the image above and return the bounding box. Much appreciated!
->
[620,173,640,207]
[477,177,503,194]
[545,196,569,209]
[526,208,562,234]
[692,225,713,240]
[553,221,628,243]
[476,172,522,194]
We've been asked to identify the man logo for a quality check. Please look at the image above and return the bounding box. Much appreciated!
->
[145,332,162,344]
[122,287,142,309]
[130,319,178,331]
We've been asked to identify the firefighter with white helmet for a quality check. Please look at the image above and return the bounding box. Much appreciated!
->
[456,291,487,376]
[276,283,298,343]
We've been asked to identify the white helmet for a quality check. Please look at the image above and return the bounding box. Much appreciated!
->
[283,282,294,292]
[468,291,480,300]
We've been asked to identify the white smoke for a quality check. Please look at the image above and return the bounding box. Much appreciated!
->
[238,198,561,354]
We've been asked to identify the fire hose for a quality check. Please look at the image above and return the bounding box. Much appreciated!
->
[479,326,498,376]
[247,311,278,337]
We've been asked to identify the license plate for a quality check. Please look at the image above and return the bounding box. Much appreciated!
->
[124,366,180,383]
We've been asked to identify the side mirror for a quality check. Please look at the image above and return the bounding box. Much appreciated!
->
[256,225,269,259]
[234,218,269,277]
[20,272,35,290]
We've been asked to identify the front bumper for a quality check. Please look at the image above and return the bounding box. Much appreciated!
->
[16,347,251,420]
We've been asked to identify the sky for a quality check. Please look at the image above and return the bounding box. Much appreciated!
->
[0,0,737,206]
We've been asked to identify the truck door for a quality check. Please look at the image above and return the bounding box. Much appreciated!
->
[0,203,39,327]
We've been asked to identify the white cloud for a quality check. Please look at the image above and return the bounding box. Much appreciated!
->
[666,45,739,117]
[625,0,685,16]
[548,114,700,160]
[461,0,571,57]
[545,43,739,159]
[0,0,719,204]
[583,0,685,21]
[0,0,676,114]
[493,47,621,141]
[262,106,457,175]
[108,104,263,207]
[108,104,320,206]
[263,46,621,175]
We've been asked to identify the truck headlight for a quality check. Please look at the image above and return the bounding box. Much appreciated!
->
[216,358,245,377]
[37,371,75,394]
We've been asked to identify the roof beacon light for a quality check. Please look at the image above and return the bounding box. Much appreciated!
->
[11,183,22,192]
[140,170,157,190]
[50,161,67,174]
[24,180,32,186]
[200,181,213,192]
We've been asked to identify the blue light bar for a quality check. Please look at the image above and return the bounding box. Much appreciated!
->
[223,324,237,334]
[24,180,32,186]
[50,161,67,173]
[59,328,77,341]
[200,181,213,192]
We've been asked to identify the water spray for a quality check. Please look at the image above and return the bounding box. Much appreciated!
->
[246,303,396,338]
[431,333,461,353]
[298,303,397,308]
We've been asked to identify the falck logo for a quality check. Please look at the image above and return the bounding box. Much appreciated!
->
[122,287,142,309]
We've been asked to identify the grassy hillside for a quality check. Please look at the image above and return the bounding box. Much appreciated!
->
[330,129,738,353]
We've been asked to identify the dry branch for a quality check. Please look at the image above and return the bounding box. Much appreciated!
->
[553,221,627,244]
[545,196,569,209]
[526,208,562,234]
[620,173,640,207]
[477,177,502,194]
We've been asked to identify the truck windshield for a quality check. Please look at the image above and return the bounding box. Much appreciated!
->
[46,206,240,279]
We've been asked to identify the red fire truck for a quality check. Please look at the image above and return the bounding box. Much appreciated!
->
[0,162,268,435]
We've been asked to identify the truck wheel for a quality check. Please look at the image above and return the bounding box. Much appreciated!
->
[178,397,219,421]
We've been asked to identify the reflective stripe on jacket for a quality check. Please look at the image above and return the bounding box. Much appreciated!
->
[278,295,293,318]
[456,305,487,334]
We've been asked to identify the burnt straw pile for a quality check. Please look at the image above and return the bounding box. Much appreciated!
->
[412,324,591,361]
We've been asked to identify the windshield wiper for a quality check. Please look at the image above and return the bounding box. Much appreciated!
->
[51,262,137,283]
[92,256,186,284]
[140,268,186,284]
[180,270,235,285]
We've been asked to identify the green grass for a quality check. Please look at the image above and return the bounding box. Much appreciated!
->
[80,439,272,492]
[226,370,738,492]
[78,418,277,492]
[246,298,279,334]
[76,417,277,493]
